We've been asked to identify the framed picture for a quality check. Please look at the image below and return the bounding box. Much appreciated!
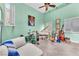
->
[28,15,35,26]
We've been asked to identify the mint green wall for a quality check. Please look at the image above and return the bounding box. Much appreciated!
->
[12,4,44,36]
[1,3,79,43]
[0,4,44,42]
[44,3,79,42]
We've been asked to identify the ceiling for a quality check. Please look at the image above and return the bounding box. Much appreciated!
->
[26,3,62,13]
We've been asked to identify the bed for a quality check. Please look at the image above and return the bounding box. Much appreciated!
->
[0,37,43,56]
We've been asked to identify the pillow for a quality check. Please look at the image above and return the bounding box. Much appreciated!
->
[11,37,26,49]
[0,45,8,56]
[17,43,43,56]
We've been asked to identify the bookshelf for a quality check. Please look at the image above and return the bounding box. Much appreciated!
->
[56,17,60,34]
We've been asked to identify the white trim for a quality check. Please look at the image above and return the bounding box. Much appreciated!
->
[71,40,79,43]
[64,16,79,21]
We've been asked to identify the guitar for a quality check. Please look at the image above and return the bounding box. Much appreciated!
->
[59,24,65,42]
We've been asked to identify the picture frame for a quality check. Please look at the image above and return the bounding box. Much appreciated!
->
[28,15,35,26]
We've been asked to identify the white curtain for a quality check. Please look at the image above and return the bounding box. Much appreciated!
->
[64,17,79,32]
[4,3,15,26]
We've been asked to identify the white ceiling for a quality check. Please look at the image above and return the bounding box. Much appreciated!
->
[26,3,62,13]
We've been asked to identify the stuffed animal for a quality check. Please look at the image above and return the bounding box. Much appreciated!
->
[56,38,61,43]
[50,36,55,42]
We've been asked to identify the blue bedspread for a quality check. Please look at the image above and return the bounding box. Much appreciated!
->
[1,40,20,56]
[1,40,14,47]
[8,48,20,56]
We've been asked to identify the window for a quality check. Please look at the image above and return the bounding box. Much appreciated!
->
[64,17,79,32]
[4,3,15,26]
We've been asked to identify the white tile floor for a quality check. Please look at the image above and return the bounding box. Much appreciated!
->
[35,38,79,56]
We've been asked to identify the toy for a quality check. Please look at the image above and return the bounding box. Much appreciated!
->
[48,32,51,38]
[56,38,61,43]
[50,36,55,42]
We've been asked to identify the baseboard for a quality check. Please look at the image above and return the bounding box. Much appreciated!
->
[71,40,79,43]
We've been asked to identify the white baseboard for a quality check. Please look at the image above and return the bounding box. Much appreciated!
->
[71,40,79,43]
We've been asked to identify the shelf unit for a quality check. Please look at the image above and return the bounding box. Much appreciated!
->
[56,17,60,34]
